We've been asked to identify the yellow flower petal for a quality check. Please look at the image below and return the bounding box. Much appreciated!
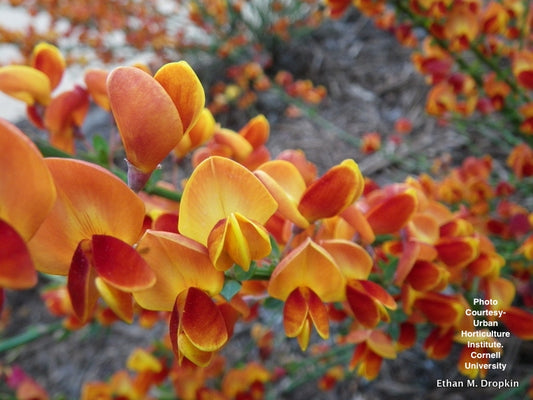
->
[178,156,277,246]
[0,65,51,105]
[154,61,205,136]
[268,238,345,302]
[134,230,224,311]
[207,212,272,271]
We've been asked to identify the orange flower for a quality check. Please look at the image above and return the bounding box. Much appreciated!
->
[29,158,154,323]
[513,50,533,90]
[43,85,90,153]
[507,143,533,178]
[178,156,277,271]
[362,185,419,235]
[256,158,364,228]
[134,230,224,311]
[346,329,396,380]
[403,285,466,328]
[107,64,192,191]
[268,238,345,350]
[442,2,480,51]
[0,120,56,291]
[321,239,396,328]
[221,362,271,399]
[30,42,65,91]
[170,287,229,366]
[423,326,455,359]
[426,81,456,116]
[360,132,381,154]
[500,306,533,340]
[153,61,205,137]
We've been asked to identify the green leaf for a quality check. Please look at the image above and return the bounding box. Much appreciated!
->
[263,297,283,310]
[233,261,257,281]
[92,134,109,166]
[221,279,242,301]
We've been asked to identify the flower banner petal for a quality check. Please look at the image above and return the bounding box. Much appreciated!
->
[29,158,145,275]
[179,156,277,245]
[0,119,56,241]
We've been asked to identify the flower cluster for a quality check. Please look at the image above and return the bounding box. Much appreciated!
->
[0,41,532,398]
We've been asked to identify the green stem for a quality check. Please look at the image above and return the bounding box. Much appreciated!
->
[0,322,64,353]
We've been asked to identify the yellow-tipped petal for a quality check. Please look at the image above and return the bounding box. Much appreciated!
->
[107,66,184,173]
[95,276,134,323]
[134,230,224,311]
[0,65,51,105]
[239,114,269,147]
[154,61,205,136]
[30,42,65,90]
[268,238,345,302]
[0,119,56,240]
[29,158,145,275]
[207,212,272,271]
[178,156,277,245]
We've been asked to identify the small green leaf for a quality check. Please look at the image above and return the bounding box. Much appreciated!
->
[221,279,242,301]
[92,134,109,165]
[263,297,283,310]
[233,261,257,281]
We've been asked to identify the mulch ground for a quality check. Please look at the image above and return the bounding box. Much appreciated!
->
[1,8,532,400]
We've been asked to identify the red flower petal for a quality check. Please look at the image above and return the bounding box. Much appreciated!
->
[283,288,308,338]
[365,189,418,235]
[92,234,155,291]
[500,307,533,340]
[68,239,98,322]
[180,287,228,352]
[0,219,36,289]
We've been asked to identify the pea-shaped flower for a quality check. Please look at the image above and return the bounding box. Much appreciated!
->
[107,62,204,191]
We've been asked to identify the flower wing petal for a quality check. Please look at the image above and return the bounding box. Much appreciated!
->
[107,66,183,172]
